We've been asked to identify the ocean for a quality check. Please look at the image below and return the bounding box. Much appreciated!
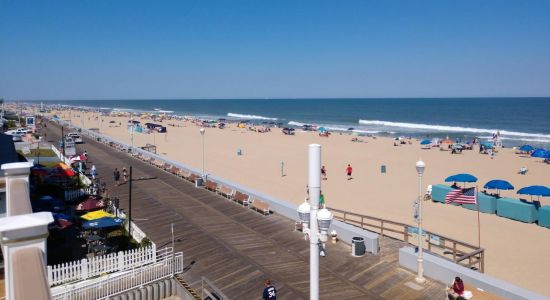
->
[31,98,550,147]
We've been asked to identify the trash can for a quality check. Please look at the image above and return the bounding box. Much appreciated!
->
[351,237,365,257]
[237,148,242,156]
[195,177,204,188]
[381,165,386,173]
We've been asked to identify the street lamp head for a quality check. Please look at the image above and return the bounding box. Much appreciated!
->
[199,128,205,135]
[416,159,426,176]
[297,201,311,224]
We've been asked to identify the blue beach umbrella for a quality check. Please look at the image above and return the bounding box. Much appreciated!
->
[420,139,431,145]
[483,180,514,195]
[517,185,550,197]
[531,149,548,158]
[519,145,534,152]
[445,173,478,183]
[317,127,327,132]
[82,217,125,230]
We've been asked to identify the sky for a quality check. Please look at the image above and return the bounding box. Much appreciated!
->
[1,0,549,100]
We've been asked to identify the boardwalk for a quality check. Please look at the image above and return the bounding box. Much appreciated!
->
[44,124,444,300]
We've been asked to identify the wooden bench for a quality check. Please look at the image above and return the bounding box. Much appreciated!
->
[217,186,234,199]
[188,173,199,183]
[251,199,270,215]
[204,180,218,192]
[162,163,172,171]
[233,191,250,207]
[178,170,191,179]
[170,166,180,175]
[154,159,164,168]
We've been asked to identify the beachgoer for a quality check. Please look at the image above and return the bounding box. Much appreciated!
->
[346,164,353,180]
[319,191,325,208]
[113,168,120,186]
[122,168,128,183]
[91,165,97,179]
[446,277,465,300]
[321,166,327,180]
[84,150,88,158]
[262,279,276,300]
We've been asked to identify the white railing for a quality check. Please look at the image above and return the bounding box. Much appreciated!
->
[115,209,149,244]
[50,144,71,165]
[47,245,157,286]
[63,188,88,202]
[50,251,183,300]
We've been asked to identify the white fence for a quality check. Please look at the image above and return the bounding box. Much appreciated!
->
[50,251,183,300]
[63,188,88,202]
[115,209,149,244]
[47,245,157,286]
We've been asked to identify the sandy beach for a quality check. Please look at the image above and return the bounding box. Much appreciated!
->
[56,110,550,296]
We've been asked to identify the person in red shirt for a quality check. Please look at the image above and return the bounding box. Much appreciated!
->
[346,164,353,180]
[446,277,465,300]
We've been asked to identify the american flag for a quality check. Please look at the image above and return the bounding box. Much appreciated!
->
[445,187,477,205]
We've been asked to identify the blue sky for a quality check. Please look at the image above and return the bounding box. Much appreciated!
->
[1,0,549,100]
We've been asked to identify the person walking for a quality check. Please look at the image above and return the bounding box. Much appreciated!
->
[346,164,353,180]
[113,168,120,186]
[91,165,97,179]
[319,190,325,208]
[321,165,327,180]
[122,167,128,183]
[262,279,276,300]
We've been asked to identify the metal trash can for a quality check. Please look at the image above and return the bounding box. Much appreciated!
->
[381,165,386,173]
[195,177,204,188]
[351,237,365,257]
[237,149,242,156]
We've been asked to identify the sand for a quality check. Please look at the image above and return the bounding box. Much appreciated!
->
[56,110,550,296]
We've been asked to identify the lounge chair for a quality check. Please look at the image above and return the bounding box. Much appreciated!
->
[251,199,270,215]
[518,167,528,175]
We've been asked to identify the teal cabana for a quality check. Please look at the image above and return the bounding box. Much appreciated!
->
[496,198,538,223]
[538,206,550,229]
[462,192,497,214]
[430,184,455,203]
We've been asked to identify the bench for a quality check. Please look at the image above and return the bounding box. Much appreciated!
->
[204,180,218,192]
[251,199,270,215]
[463,283,505,300]
[162,163,172,171]
[170,166,180,175]
[217,186,234,199]
[178,169,191,179]
[187,173,199,183]
[233,191,250,207]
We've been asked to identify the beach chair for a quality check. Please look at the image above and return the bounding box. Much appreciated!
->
[251,199,270,215]
[233,191,250,207]
[204,180,218,192]
[217,186,234,199]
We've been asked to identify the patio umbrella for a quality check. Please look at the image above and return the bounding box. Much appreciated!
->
[81,210,115,221]
[82,217,125,229]
[76,198,105,211]
[531,149,547,158]
[57,218,73,230]
[483,179,514,195]
[53,213,73,221]
[519,145,534,152]
[420,139,431,145]
[445,173,478,183]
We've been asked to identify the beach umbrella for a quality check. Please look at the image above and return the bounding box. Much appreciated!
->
[53,213,72,221]
[82,217,125,229]
[517,185,550,197]
[80,210,115,221]
[317,127,327,132]
[484,180,514,191]
[76,198,105,211]
[531,149,547,158]
[519,145,534,152]
[445,173,478,183]
[420,139,431,145]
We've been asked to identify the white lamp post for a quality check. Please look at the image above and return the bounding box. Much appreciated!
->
[130,112,134,151]
[415,159,426,284]
[200,128,205,179]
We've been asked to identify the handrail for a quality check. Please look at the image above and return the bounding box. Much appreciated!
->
[329,206,485,273]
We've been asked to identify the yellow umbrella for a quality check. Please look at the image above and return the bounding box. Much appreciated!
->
[80,210,115,221]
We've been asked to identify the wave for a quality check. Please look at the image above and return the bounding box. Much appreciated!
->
[227,113,278,121]
[287,121,383,134]
[358,119,550,140]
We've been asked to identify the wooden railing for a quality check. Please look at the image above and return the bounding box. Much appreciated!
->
[329,207,485,272]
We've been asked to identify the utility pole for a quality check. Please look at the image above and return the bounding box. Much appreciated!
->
[308,144,321,300]
[128,166,133,238]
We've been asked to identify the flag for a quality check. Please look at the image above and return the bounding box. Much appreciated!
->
[445,187,477,204]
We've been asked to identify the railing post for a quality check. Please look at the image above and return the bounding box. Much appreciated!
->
[427,233,432,252]
[118,251,124,270]
[404,226,409,243]
[81,258,88,280]
[47,265,53,285]
[380,220,384,236]
[481,251,485,273]
[452,242,457,261]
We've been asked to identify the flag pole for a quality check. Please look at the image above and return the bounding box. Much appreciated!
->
[476,185,481,247]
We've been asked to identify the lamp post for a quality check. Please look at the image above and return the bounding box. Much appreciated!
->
[200,128,205,179]
[130,112,134,151]
[415,159,426,284]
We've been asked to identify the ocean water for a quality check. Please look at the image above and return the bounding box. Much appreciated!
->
[33,98,550,146]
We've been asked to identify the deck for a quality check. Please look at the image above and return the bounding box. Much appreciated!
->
[44,124,445,300]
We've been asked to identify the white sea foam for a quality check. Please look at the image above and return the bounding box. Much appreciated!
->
[227,113,278,121]
[358,119,550,140]
[288,121,382,134]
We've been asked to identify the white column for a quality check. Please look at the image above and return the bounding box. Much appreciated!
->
[308,144,321,300]
[0,212,53,300]
[2,162,33,216]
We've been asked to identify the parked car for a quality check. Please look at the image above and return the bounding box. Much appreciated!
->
[67,132,84,144]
